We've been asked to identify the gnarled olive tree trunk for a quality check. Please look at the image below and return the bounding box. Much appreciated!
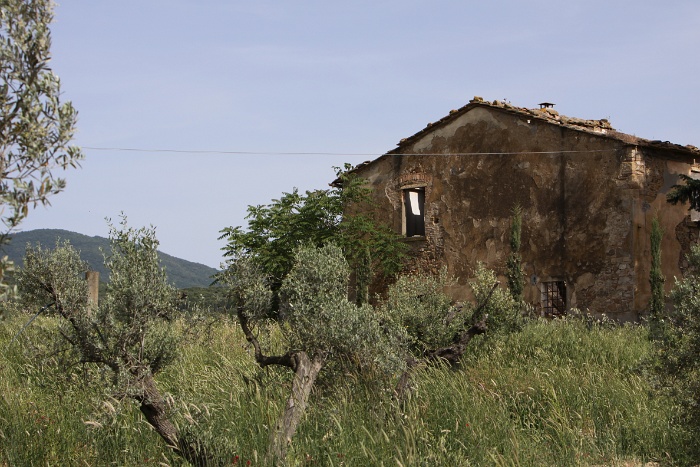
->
[395,282,497,398]
[136,373,213,466]
[268,352,324,463]
[238,307,326,464]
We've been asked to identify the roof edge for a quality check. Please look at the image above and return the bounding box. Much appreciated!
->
[332,97,700,185]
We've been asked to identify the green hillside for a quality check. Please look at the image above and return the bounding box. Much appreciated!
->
[2,229,218,289]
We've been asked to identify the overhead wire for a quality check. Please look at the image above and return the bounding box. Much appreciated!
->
[81,146,621,157]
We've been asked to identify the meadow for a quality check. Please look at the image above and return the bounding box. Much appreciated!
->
[0,311,689,466]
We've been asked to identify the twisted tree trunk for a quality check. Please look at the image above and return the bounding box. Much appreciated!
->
[136,373,213,466]
[395,282,497,398]
[394,319,488,398]
[268,351,324,464]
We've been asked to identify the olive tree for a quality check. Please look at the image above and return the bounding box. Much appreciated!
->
[223,244,522,462]
[222,243,402,463]
[16,218,212,465]
[0,0,83,304]
[378,263,522,396]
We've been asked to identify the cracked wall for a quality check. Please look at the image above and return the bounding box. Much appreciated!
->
[354,106,697,320]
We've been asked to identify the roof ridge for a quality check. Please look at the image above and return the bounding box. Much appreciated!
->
[391,96,699,156]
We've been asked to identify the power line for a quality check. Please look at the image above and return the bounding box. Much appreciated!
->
[82,146,621,157]
[82,146,377,156]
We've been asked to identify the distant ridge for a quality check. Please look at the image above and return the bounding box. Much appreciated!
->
[2,229,218,289]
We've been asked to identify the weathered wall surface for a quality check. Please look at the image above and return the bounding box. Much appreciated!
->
[355,105,697,320]
[631,155,699,316]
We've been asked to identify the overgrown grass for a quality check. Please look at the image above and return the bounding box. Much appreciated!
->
[0,314,687,465]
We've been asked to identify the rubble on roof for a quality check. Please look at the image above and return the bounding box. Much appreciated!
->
[468,96,614,133]
[390,96,700,154]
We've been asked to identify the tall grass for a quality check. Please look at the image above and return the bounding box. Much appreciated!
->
[288,319,681,466]
[0,314,685,465]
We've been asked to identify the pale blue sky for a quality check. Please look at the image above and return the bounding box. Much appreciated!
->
[18,0,700,268]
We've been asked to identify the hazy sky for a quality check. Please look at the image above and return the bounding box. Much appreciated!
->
[17,0,700,268]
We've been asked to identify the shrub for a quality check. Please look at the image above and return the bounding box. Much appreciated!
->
[653,243,700,462]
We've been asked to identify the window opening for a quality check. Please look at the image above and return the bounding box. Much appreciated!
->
[403,187,425,237]
[542,281,566,317]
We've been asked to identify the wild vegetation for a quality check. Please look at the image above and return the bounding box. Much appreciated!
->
[1,311,688,465]
[5,211,692,465]
[5,178,700,465]
[4,2,700,464]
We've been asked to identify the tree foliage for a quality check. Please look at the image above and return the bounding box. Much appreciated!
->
[18,219,179,379]
[219,166,407,306]
[222,243,401,462]
[280,244,399,369]
[16,218,211,465]
[667,174,700,211]
[379,264,522,366]
[0,0,83,304]
[377,268,457,354]
[649,216,665,339]
[506,204,525,303]
[653,244,700,461]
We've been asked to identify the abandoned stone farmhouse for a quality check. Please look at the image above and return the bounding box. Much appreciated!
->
[345,97,700,321]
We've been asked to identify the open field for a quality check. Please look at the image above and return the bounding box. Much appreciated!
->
[0,313,689,466]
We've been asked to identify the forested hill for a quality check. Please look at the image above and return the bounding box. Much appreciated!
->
[2,229,218,289]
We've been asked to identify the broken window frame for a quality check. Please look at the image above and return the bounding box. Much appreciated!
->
[541,280,566,317]
[402,186,426,237]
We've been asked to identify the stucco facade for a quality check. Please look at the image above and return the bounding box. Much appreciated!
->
[349,98,700,321]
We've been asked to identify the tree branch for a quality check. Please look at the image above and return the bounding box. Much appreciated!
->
[237,306,296,370]
[423,282,498,365]
[395,282,499,397]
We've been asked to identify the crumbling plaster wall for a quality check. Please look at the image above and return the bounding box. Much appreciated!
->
[631,152,698,317]
[357,106,696,320]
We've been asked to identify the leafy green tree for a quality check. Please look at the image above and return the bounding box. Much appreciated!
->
[649,216,665,339]
[355,244,371,306]
[16,219,212,465]
[219,166,407,309]
[0,0,83,305]
[222,244,401,463]
[667,174,700,211]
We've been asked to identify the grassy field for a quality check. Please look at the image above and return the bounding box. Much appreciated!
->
[0,313,689,466]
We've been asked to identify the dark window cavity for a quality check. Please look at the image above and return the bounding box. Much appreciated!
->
[403,187,425,237]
